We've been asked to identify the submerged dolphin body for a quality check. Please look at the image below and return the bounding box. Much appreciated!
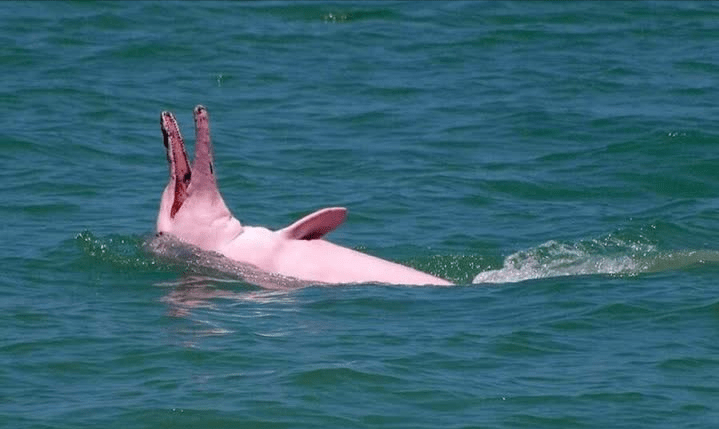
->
[156,105,453,286]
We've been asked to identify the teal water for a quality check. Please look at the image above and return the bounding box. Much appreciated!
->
[3,1,719,427]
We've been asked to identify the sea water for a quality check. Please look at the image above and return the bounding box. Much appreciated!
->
[3,2,719,428]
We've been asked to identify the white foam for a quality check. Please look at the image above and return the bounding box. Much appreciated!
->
[473,238,650,284]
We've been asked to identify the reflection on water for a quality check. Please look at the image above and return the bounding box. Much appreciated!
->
[155,275,305,348]
[146,233,316,345]
[157,275,303,318]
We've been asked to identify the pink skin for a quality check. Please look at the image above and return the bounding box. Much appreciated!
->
[157,105,453,286]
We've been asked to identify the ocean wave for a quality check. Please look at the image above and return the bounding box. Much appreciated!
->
[473,231,719,284]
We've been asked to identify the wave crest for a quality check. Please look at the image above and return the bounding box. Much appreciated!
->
[473,234,718,284]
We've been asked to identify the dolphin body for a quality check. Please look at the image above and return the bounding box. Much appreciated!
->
[156,105,453,286]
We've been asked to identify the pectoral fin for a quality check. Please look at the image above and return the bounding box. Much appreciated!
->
[279,207,348,240]
[161,111,192,218]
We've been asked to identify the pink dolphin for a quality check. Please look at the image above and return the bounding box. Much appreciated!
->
[156,105,453,286]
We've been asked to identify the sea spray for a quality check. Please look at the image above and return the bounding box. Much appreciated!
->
[473,232,718,284]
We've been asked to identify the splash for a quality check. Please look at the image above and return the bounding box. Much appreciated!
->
[75,230,718,287]
[473,234,719,284]
[74,231,157,271]
[145,233,313,290]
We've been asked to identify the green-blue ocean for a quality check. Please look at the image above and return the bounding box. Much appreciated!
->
[4,1,719,427]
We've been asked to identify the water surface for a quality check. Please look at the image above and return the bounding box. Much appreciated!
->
[3,2,719,428]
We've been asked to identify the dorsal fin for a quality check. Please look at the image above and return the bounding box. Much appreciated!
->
[279,207,348,240]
